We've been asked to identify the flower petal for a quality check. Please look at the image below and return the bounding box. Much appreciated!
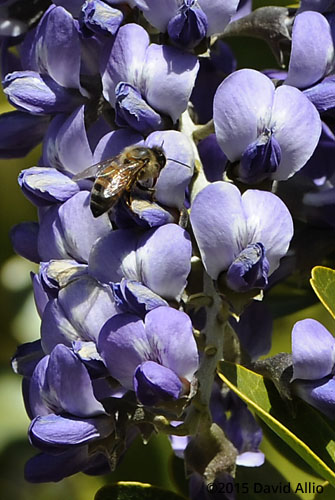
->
[241,189,294,275]
[98,313,148,389]
[285,12,334,89]
[134,360,182,405]
[101,23,149,106]
[292,319,335,381]
[140,43,199,122]
[271,85,322,180]
[190,182,246,279]
[137,224,192,300]
[213,69,275,162]
[145,306,199,381]
[46,344,106,417]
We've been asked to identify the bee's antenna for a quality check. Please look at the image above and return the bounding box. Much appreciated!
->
[167,157,191,169]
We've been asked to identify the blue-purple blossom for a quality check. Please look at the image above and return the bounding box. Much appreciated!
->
[101,23,199,129]
[137,0,239,48]
[190,182,293,291]
[98,306,199,405]
[213,69,322,183]
[291,318,335,419]
[89,223,192,300]
[20,343,115,482]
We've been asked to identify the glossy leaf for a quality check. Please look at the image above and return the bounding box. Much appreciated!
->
[310,266,335,319]
[95,482,186,500]
[218,361,335,487]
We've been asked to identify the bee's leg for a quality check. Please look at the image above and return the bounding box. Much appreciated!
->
[125,190,132,210]
[178,206,189,229]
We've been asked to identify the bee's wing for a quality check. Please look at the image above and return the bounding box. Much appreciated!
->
[101,161,144,198]
[72,158,116,181]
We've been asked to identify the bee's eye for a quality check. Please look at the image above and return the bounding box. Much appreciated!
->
[156,151,166,167]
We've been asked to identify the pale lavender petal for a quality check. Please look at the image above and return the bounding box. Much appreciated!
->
[89,229,139,283]
[93,128,142,163]
[213,69,275,162]
[57,275,118,343]
[140,43,199,122]
[101,23,149,106]
[98,313,148,389]
[34,6,82,90]
[58,191,112,262]
[137,224,192,300]
[137,0,179,31]
[38,205,70,261]
[198,0,239,35]
[51,105,94,175]
[145,307,199,381]
[236,451,265,467]
[146,130,194,209]
[292,319,335,381]
[41,299,79,353]
[271,85,322,179]
[190,182,246,279]
[242,190,294,275]
[285,12,334,89]
[47,344,106,416]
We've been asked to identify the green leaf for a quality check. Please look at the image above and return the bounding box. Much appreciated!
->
[313,483,334,499]
[310,267,335,319]
[218,362,335,487]
[94,482,186,500]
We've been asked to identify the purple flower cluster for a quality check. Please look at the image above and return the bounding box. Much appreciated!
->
[2,0,334,496]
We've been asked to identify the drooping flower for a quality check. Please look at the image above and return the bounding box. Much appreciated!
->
[101,23,199,133]
[213,69,322,184]
[98,306,199,406]
[136,0,239,49]
[291,318,335,419]
[190,182,293,291]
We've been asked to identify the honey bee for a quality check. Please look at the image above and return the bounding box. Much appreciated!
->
[73,146,167,218]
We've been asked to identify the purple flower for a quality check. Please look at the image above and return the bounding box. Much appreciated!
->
[22,343,115,482]
[190,182,293,291]
[291,318,335,419]
[89,223,192,300]
[101,23,199,131]
[137,0,239,48]
[213,69,321,183]
[40,274,118,353]
[98,306,199,405]
[38,191,112,262]
[285,12,334,90]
